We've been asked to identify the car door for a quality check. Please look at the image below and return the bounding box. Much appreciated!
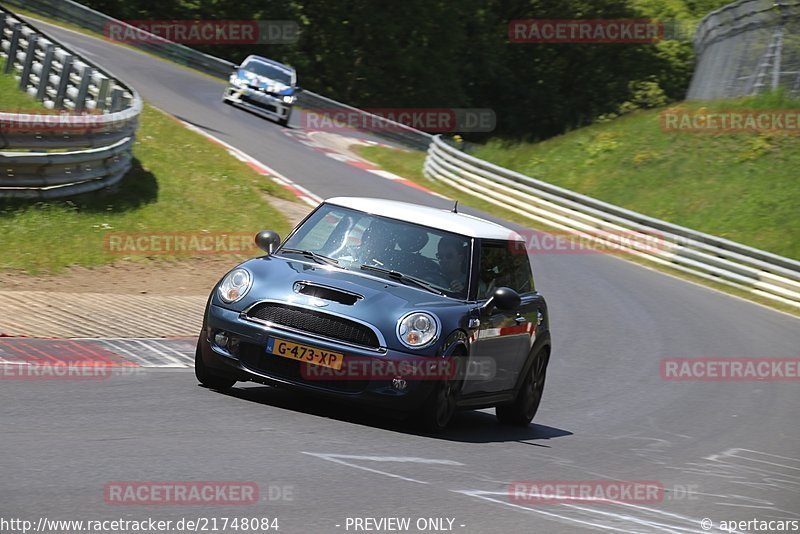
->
[463,240,537,394]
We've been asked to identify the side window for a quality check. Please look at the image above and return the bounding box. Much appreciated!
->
[477,241,534,299]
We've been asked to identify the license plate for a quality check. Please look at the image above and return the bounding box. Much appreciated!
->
[265,338,344,370]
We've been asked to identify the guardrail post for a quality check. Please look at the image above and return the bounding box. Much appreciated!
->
[18,33,38,91]
[53,53,73,107]
[4,22,21,73]
[36,42,54,101]
[74,66,94,111]
[109,87,123,112]
[95,76,110,111]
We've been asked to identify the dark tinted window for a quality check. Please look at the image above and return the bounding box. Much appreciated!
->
[477,241,534,299]
[242,60,293,85]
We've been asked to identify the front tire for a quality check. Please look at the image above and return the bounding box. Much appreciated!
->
[496,348,548,426]
[195,338,237,390]
[418,357,464,432]
[277,107,292,127]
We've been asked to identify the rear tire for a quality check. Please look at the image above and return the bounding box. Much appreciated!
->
[496,348,548,426]
[195,339,236,390]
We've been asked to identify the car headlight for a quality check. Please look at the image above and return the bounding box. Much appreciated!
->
[282,95,295,104]
[217,268,252,303]
[397,311,439,349]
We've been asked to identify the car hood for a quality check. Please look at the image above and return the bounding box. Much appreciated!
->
[213,256,471,352]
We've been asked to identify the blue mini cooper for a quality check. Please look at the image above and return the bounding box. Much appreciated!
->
[196,197,551,430]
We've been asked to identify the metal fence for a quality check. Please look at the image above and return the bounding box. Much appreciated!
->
[687,0,800,99]
[0,4,140,198]
[424,135,800,309]
[2,0,432,150]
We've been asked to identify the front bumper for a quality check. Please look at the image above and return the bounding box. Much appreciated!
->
[224,85,292,118]
[200,304,436,411]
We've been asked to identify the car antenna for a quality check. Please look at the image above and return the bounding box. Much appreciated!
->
[452,200,458,213]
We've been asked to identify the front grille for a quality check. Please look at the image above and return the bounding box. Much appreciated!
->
[245,303,380,348]
[239,343,368,394]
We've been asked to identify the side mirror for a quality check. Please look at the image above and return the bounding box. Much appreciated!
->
[255,230,282,254]
[481,287,521,314]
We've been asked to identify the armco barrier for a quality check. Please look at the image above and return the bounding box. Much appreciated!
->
[2,0,433,150]
[7,0,798,309]
[424,135,800,309]
[0,4,140,198]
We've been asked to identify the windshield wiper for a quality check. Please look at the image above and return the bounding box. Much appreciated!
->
[360,264,444,295]
[280,248,340,267]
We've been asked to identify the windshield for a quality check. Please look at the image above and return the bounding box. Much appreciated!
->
[280,204,472,299]
[241,59,293,85]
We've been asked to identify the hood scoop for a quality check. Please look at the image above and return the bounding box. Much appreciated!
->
[293,281,362,305]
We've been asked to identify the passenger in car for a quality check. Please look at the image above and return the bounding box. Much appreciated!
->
[437,236,469,293]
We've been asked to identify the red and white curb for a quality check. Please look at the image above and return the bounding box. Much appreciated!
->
[0,338,197,371]
[284,129,449,200]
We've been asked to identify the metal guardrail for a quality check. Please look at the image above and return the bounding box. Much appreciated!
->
[0,4,140,198]
[2,0,432,150]
[424,135,800,309]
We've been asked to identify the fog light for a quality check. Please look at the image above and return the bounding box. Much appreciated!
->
[214,332,229,348]
[392,377,408,391]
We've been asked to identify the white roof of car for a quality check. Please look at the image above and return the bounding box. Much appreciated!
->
[325,197,522,241]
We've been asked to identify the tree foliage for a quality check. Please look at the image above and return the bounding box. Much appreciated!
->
[81,0,733,139]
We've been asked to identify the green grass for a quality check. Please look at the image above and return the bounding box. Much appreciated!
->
[471,92,800,260]
[0,66,61,113]
[0,81,295,272]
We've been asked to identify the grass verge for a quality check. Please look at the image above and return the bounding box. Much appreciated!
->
[0,66,61,113]
[1,71,295,272]
[472,92,800,260]
[352,144,799,317]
